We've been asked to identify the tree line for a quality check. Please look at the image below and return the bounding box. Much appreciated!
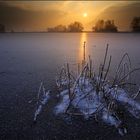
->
[47,21,84,32]
[0,17,140,33]
[92,19,118,32]
[47,17,140,33]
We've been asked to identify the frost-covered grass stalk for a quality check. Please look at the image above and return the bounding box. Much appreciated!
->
[34,43,140,136]
[55,44,140,136]
[34,82,50,122]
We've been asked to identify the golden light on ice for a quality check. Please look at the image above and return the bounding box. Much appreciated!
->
[78,33,87,62]
[83,13,87,17]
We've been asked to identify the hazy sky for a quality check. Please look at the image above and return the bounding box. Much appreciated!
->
[0,1,140,31]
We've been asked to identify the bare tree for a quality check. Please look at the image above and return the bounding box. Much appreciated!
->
[0,24,5,33]
[93,19,118,32]
[47,25,67,32]
[131,17,140,32]
[67,21,84,32]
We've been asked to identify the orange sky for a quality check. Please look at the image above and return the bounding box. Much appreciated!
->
[0,1,140,31]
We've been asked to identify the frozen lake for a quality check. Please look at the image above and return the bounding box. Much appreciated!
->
[0,33,140,95]
[0,33,140,139]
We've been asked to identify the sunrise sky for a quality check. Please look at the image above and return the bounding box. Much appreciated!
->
[0,1,140,32]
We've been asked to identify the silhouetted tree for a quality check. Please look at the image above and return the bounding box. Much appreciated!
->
[104,20,118,32]
[47,27,55,32]
[54,25,67,32]
[47,22,83,32]
[68,21,84,32]
[131,17,140,32]
[93,19,118,32]
[0,24,5,33]
[11,29,14,33]
[47,25,67,32]
[92,20,104,32]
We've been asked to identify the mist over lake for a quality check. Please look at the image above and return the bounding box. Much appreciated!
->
[0,33,140,139]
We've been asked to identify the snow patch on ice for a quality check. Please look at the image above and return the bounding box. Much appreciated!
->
[54,90,70,115]
[34,90,50,121]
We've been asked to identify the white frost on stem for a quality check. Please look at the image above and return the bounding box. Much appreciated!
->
[34,83,50,122]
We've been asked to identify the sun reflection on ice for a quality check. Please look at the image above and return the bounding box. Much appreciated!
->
[78,33,87,63]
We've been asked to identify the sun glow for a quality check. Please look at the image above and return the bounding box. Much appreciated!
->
[83,13,87,17]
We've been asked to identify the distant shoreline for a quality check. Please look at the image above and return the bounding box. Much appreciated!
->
[0,31,140,34]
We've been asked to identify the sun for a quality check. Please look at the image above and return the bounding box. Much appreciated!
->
[83,13,87,17]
